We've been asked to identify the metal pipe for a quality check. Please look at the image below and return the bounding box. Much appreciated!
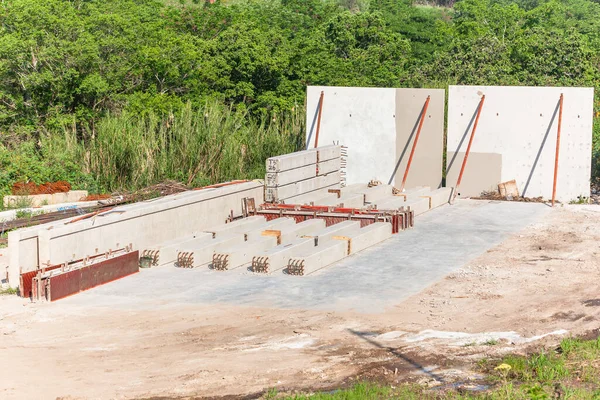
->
[400,96,431,192]
[451,94,486,204]
[552,93,564,207]
[314,91,324,148]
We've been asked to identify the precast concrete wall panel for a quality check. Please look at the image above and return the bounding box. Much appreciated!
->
[306,86,397,184]
[306,86,445,189]
[447,85,593,201]
[392,89,445,190]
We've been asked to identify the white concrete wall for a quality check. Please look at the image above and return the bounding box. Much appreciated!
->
[305,86,445,189]
[447,86,594,201]
[306,86,397,184]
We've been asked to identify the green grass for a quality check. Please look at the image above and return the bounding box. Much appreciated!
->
[0,286,18,295]
[272,337,600,399]
[53,101,303,193]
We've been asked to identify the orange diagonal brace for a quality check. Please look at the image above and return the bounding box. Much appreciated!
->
[451,94,486,204]
[314,91,324,149]
[552,93,564,207]
[400,95,431,192]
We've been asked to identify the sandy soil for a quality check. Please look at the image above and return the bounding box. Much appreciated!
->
[1,205,599,399]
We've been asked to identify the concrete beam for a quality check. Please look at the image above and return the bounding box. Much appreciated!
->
[266,151,317,173]
[280,188,338,205]
[177,217,295,268]
[317,158,341,176]
[363,185,394,203]
[7,181,264,287]
[266,164,317,187]
[251,238,315,273]
[404,198,430,216]
[316,145,341,161]
[334,222,392,254]
[143,232,214,266]
[287,240,348,276]
[278,219,326,244]
[212,236,279,271]
[301,220,361,245]
[265,171,340,202]
[396,186,431,201]
[420,187,453,209]
[203,216,267,238]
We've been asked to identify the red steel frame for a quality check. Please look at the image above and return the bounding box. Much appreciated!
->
[552,93,564,207]
[400,95,431,192]
[31,251,139,302]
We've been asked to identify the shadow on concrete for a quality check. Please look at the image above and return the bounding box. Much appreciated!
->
[305,95,322,150]
[347,328,446,382]
[522,100,560,198]
[443,105,480,190]
[388,101,429,185]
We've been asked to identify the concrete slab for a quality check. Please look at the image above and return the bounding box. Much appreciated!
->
[287,240,349,276]
[212,236,279,271]
[57,201,550,313]
[251,238,316,273]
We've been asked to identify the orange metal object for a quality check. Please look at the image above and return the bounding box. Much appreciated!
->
[66,207,114,224]
[451,94,486,204]
[314,91,324,148]
[552,93,564,207]
[400,95,431,192]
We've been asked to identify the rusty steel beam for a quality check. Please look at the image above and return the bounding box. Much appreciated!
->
[32,250,139,302]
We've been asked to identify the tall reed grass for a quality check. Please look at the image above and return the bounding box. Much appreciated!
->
[58,102,304,191]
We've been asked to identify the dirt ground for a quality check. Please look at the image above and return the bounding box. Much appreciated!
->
[1,204,599,399]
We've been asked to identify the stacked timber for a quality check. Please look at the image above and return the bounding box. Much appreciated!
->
[265,146,342,203]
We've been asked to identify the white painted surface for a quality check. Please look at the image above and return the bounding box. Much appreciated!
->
[447,86,593,201]
[306,86,397,184]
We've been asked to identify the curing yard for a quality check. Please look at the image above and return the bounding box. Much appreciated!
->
[1,201,599,399]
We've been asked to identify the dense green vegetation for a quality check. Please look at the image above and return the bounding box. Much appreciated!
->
[1,0,599,198]
[273,336,600,399]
